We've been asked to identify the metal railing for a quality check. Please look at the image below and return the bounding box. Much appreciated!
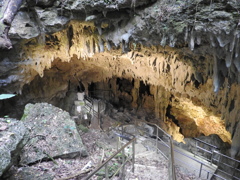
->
[193,137,220,162]
[84,96,106,126]
[212,150,240,180]
[82,97,240,180]
[193,138,240,180]
[133,120,240,180]
[133,120,216,179]
[129,120,176,180]
[84,96,98,117]
[84,130,136,180]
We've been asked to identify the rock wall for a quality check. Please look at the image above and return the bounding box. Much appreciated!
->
[0,0,240,156]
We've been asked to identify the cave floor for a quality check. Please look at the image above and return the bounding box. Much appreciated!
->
[53,127,204,180]
[6,114,205,180]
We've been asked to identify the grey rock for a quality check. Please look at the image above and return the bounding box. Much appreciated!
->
[9,11,40,39]
[0,118,28,177]
[36,0,55,7]
[20,103,88,165]
[5,166,54,180]
[0,58,17,74]
[35,7,69,34]
[26,0,55,7]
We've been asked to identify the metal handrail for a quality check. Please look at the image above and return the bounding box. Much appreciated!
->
[193,137,220,150]
[84,135,136,180]
[132,120,224,179]
[84,96,105,118]
[173,156,227,180]
[133,120,171,138]
[82,104,240,180]
[211,150,240,180]
[193,138,240,179]
[132,120,176,180]
[136,125,217,179]
[134,120,240,180]
[213,150,240,163]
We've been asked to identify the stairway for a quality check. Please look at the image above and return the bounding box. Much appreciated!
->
[82,95,239,180]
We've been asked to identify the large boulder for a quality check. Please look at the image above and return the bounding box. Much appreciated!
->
[6,166,54,180]
[20,103,88,165]
[0,118,28,177]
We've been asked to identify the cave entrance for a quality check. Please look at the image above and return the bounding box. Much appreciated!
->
[87,78,153,112]
[0,59,232,150]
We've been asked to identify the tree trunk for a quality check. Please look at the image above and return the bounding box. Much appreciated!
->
[0,0,23,49]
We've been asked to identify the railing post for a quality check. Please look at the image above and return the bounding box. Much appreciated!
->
[232,161,236,178]
[194,140,197,157]
[199,163,203,178]
[169,137,176,180]
[105,162,109,180]
[217,153,221,167]
[156,129,159,153]
[210,150,214,165]
[117,137,119,150]
[98,100,100,125]
[132,139,135,173]
[122,148,125,179]
[121,126,124,139]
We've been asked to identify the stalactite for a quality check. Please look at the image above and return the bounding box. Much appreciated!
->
[210,34,216,47]
[102,11,107,17]
[169,35,175,47]
[106,41,111,51]
[92,38,96,54]
[217,34,230,47]
[189,30,195,51]
[160,35,167,47]
[233,56,240,72]
[121,33,131,53]
[184,26,189,43]
[229,31,237,53]
[213,52,220,93]
[225,52,233,68]
[235,38,239,58]
[131,79,140,108]
[159,61,163,75]
[98,38,104,52]
[97,26,102,35]
[196,35,201,45]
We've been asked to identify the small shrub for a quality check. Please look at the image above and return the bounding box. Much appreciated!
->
[78,124,89,133]
[21,114,27,120]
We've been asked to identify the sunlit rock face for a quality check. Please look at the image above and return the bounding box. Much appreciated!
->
[1,0,240,156]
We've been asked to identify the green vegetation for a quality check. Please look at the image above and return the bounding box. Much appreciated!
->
[21,113,28,120]
[96,162,120,179]
[78,124,89,133]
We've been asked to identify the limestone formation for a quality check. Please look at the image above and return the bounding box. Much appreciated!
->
[20,103,88,165]
[0,118,27,177]
[0,0,240,158]
[6,166,54,180]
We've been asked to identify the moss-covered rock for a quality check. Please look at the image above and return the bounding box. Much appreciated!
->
[0,118,28,177]
[20,103,88,165]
